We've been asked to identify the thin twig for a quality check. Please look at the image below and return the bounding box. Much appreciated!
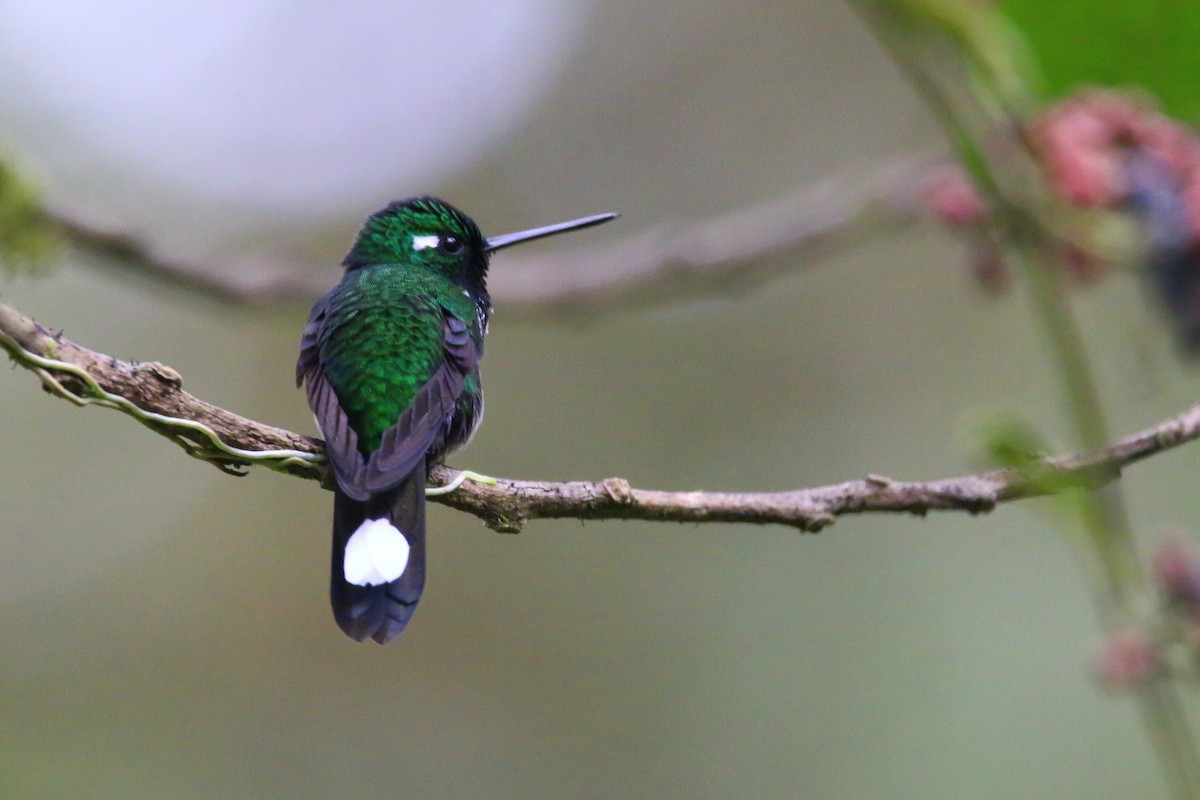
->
[43,155,932,314]
[3,297,1199,534]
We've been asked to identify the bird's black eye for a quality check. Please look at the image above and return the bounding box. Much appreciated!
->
[439,233,464,255]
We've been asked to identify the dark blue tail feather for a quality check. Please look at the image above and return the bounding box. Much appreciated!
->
[329,463,426,644]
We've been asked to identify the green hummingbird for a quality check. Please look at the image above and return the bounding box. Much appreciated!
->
[297,197,617,644]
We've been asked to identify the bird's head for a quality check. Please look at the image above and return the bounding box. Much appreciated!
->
[343,195,619,294]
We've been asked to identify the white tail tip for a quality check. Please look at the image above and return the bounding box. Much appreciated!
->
[344,518,410,586]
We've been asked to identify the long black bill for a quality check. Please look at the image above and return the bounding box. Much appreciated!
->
[484,212,619,252]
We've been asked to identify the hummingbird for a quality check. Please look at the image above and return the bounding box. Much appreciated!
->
[297,196,617,644]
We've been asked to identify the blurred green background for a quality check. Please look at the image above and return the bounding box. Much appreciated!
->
[0,1,1197,798]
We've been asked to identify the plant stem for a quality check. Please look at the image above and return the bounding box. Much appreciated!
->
[850,4,1200,792]
[1013,230,1200,798]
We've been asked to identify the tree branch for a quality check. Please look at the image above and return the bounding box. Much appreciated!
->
[3,297,1196,533]
[44,154,932,314]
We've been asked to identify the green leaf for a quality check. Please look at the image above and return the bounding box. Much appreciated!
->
[999,0,1200,124]
[0,158,58,275]
[960,408,1050,470]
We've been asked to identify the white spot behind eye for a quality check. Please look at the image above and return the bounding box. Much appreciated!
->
[413,234,439,251]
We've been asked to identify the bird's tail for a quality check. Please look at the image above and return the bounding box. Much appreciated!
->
[329,464,427,644]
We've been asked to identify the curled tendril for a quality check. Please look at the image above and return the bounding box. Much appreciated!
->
[0,327,323,476]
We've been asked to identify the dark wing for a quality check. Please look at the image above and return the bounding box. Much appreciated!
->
[307,370,371,500]
[300,312,480,500]
[298,297,372,500]
[296,296,328,388]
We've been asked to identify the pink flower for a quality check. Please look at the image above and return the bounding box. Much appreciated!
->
[923,165,988,227]
[1152,537,1200,615]
[1095,628,1164,690]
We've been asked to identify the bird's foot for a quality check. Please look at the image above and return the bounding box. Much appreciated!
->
[426,469,498,496]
